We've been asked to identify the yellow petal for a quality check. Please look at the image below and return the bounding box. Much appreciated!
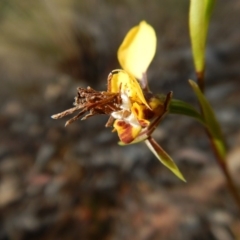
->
[131,102,154,121]
[108,70,150,108]
[114,120,142,144]
[118,21,157,79]
[131,102,147,119]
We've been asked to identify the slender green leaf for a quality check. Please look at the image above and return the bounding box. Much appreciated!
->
[189,80,227,159]
[169,98,205,125]
[189,0,215,73]
[145,137,186,182]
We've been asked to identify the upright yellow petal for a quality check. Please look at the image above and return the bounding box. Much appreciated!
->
[118,21,157,79]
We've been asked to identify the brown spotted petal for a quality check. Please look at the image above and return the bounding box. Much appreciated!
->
[113,120,142,144]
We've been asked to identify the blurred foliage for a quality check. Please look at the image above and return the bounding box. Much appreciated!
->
[0,0,189,85]
[1,1,240,239]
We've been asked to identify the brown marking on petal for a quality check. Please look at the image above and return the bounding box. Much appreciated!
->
[116,121,126,127]
[133,107,139,116]
[139,119,149,128]
[115,121,135,144]
[143,108,155,120]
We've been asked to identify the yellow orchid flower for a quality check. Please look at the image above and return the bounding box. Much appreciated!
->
[107,70,185,182]
[52,21,186,182]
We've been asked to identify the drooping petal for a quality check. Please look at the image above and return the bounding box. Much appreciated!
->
[108,70,150,108]
[145,137,186,182]
[114,119,142,144]
[118,21,157,79]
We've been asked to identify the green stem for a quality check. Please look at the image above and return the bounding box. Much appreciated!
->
[196,70,205,93]
[207,130,240,212]
[196,72,240,211]
[169,87,240,211]
[198,79,240,213]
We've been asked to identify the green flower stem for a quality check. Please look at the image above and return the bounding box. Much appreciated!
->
[196,70,205,93]
[189,80,227,159]
[169,90,240,212]
[188,0,240,212]
[189,81,240,211]
[206,130,240,212]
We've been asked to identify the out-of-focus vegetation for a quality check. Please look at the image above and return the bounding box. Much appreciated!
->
[0,0,190,85]
[1,1,240,240]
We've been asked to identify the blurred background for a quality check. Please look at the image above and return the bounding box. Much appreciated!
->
[0,0,240,239]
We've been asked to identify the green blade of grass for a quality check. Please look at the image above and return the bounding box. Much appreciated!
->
[169,98,205,125]
[189,79,227,159]
[189,0,215,73]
